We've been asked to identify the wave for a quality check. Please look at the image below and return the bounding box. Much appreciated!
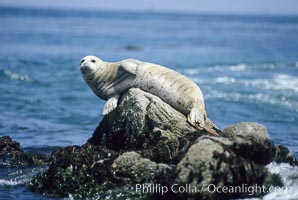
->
[0,179,25,186]
[263,162,298,200]
[243,74,298,93]
[181,63,278,75]
[229,64,248,71]
[207,91,298,112]
[213,76,237,84]
[182,64,247,75]
[203,74,298,93]
[180,63,298,113]
[2,69,32,81]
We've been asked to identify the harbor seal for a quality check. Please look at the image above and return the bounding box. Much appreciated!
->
[80,55,218,135]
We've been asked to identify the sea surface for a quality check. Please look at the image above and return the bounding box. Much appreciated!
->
[0,6,297,200]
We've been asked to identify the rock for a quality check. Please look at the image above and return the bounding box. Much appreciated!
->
[123,45,143,51]
[0,136,23,155]
[28,146,174,199]
[175,136,279,199]
[171,122,297,199]
[222,122,277,165]
[223,122,298,166]
[88,88,204,164]
[0,136,48,166]
[111,151,173,184]
[274,145,298,166]
[28,143,119,198]
[223,122,270,143]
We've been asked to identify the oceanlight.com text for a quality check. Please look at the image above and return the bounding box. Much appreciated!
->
[124,183,291,196]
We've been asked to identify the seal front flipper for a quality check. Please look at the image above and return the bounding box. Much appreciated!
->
[119,59,139,75]
[103,95,119,115]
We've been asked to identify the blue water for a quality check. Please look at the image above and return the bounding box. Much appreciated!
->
[0,6,298,199]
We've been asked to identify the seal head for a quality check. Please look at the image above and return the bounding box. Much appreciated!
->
[80,55,104,76]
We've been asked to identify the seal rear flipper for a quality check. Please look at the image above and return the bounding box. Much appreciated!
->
[202,118,220,136]
[187,109,220,136]
[203,123,220,136]
[187,108,205,127]
[187,114,203,129]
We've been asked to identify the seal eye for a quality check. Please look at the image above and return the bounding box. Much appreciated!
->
[91,59,96,63]
[80,59,85,64]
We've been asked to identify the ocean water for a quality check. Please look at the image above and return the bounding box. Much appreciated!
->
[0,6,297,200]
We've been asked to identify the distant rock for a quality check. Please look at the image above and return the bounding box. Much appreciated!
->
[0,136,48,166]
[0,136,23,155]
[122,45,143,51]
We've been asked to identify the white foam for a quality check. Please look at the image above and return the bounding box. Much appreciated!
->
[205,64,248,73]
[3,70,32,81]
[239,163,298,200]
[242,74,298,93]
[182,68,200,75]
[272,74,298,92]
[205,90,298,112]
[182,64,248,76]
[214,76,236,84]
[263,162,298,200]
[63,194,74,200]
[255,63,276,70]
[0,179,25,186]
[267,162,298,186]
[182,63,282,77]
[230,64,248,71]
